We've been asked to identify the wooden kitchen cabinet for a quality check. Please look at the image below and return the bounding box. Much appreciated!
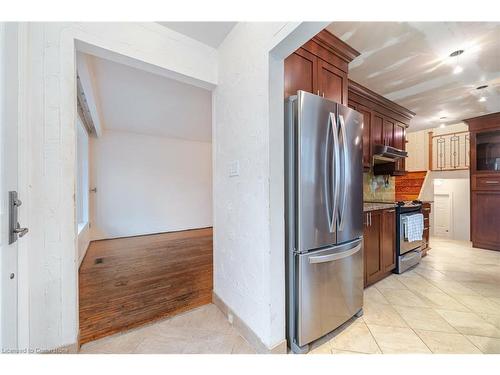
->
[383,118,395,147]
[348,81,414,175]
[317,59,348,104]
[465,112,500,251]
[363,208,396,287]
[471,191,500,250]
[381,208,396,273]
[284,30,359,105]
[363,210,382,287]
[284,48,317,99]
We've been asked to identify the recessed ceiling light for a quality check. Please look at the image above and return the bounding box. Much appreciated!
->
[476,85,488,90]
[449,49,464,57]
[479,96,487,102]
[453,65,463,74]
[439,124,446,128]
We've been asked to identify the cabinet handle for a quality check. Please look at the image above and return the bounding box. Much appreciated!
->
[322,92,325,98]
[317,90,320,96]
[485,181,499,184]
[386,209,395,213]
[423,208,430,211]
[369,212,372,226]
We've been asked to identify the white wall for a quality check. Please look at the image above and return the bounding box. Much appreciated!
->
[214,22,327,350]
[21,22,218,351]
[90,130,212,239]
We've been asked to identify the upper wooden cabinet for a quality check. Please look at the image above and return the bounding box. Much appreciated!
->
[284,29,415,175]
[317,59,347,104]
[348,80,415,173]
[464,112,500,251]
[284,30,359,105]
[284,48,317,99]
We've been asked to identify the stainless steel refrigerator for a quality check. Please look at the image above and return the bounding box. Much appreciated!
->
[285,91,364,353]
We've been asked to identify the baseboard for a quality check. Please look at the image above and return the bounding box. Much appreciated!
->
[212,291,287,354]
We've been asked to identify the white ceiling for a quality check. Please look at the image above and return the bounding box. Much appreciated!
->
[326,22,500,131]
[157,22,236,48]
[82,53,212,142]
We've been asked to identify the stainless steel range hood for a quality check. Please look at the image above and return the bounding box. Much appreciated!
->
[372,144,408,163]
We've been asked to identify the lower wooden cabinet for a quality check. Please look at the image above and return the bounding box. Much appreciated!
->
[471,191,500,251]
[364,210,381,287]
[381,209,396,273]
[363,208,396,287]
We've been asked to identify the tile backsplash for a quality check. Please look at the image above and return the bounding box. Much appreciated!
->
[363,171,395,202]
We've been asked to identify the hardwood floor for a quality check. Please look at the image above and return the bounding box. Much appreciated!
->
[79,228,213,345]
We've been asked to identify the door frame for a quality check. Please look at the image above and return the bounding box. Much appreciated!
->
[0,22,30,351]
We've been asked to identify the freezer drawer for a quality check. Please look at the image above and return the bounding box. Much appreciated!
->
[297,239,363,347]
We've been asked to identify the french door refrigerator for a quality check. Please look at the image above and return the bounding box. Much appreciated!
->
[285,90,364,353]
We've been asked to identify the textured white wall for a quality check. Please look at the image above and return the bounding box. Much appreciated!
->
[22,22,217,351]
[89,130,212,240]
[213,22,326,350]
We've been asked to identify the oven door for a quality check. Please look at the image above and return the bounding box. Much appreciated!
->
[399,213,424,254]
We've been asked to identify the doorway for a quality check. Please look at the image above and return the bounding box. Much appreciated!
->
[433,193,452,238]
[75,52,214,344]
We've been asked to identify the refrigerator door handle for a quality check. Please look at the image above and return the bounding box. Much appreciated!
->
[308,243,362,264]
[338,114,349,231]
[324,113,334,232]
[331,112,340,233]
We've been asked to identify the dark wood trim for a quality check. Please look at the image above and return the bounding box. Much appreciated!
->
[312,30,360,64]
[348,80,415,124]
[301,40,349,73]
[464,112,500,131]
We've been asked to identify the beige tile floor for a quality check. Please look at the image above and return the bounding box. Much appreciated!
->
[80,237,500,354]
[311,237,500,354]
[79,304,256,354]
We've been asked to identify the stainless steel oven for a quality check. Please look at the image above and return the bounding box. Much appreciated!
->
[395,202,423,274]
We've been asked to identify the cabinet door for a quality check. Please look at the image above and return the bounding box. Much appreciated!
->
[317,59,348,104]
[357,105,372,168]
[381,209,396,272]
[471,191,500,251]
[364,210,382,286]
[284,48,317,98]
[383,118,395,147]
[371,112,384,146]
[394,122,406,172]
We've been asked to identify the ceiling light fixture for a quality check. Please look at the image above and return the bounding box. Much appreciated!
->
[449,50,464,57]
[450,49,465,75]
[479,96,487,102]
[439,124,446,128]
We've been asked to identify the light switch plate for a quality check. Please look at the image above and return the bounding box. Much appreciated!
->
[229,160,240,177]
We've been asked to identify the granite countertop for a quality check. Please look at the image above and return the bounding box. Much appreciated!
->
[363,202,397,212]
